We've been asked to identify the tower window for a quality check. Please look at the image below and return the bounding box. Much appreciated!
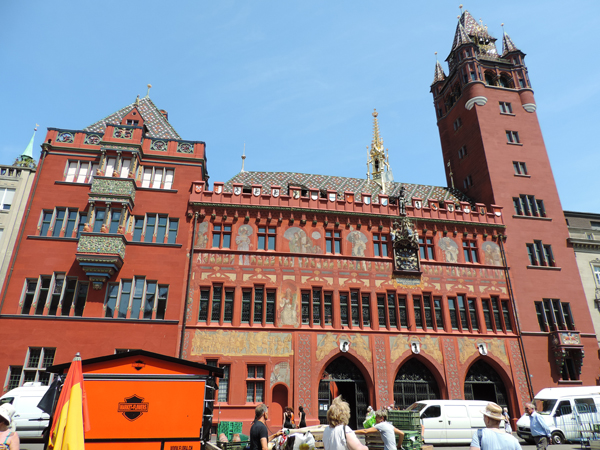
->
[453,117,462,131]
[499,75,513,88]
[463,175,473,189]
[526,241,555,267]
[126,119,139,126]
[513,161,528,175]
[506,130,520,144]
[513,195,546,218]
[458,146,467,159]
[499,102,513,114]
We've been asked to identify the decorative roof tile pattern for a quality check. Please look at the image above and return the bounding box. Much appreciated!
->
[224,171,471,204]
[502,31,519,55]
[84,97,181,140]
[451,22,473,52]
[432,60,446,85]
[460,10,479,36]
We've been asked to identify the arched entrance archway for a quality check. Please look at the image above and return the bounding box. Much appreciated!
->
[394,358,440,409]
[272,384,288,427]
[318,357,369,429]
[464,359,509,409]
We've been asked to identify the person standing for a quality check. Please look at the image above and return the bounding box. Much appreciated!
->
[0,404,19,450]
[355,409,404,450]
[503,408,512,434]
[525,403,551,450]
[250,404,282,450]
[283,407,294,429]
[469,403,521,450]
[322,396,368,450]
[298,406,307,429]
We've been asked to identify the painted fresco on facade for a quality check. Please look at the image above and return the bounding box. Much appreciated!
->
[390,335,443,364]
[191,330,293,356]
[316,333,371,362]
[458,337,509,366]
[347,230,368,257]
[270,362,291,386]
[482,242,502,266]
[236,224,253,265]
[278,280,300,327]
[438,237,459,262]
[284,227,322,254]
[195,222,209,248]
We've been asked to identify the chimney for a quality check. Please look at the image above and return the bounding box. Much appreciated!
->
[159,110,168,120]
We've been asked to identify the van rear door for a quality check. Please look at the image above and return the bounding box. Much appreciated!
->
[420,404,445,444]
[12,394,49,438]
[444,405,472,443]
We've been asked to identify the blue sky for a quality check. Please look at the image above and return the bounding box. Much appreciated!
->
[1,1,598,212]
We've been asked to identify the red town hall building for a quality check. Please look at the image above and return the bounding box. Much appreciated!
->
[1,10,598,433]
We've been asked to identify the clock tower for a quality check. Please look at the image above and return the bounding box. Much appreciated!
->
[431,10,599,389]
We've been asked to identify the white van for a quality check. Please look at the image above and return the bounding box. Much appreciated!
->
[516,386,600,445]
[407,400,494,444]
[0,383,50,440]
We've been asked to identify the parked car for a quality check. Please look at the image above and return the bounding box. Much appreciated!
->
[516,386,600,444]
[0,382,50,440]
[407,399,496,444]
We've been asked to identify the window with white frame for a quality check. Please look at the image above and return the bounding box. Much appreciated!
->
[1,188,16,210]
[246,365,265,403]
[38,208,86,238]
[20,274,89,317]
[131,214,178,244]
[64,160,99,183]
[141,167,174,189]
[6,347,56,390]
[104,277,168,320]
[593,265,600,285]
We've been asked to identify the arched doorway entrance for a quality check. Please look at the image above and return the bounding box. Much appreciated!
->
[464,360,509,409]
[394,358,440,409]
[318,357,369,429]
[272,384,288,427]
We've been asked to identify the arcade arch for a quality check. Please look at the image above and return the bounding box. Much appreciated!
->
[464,359,510,409]
[393,358,441,409]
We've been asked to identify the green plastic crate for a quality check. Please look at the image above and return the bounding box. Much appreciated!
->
[388,411,420,431]
[217,421,243,441]
[402,431,422,450]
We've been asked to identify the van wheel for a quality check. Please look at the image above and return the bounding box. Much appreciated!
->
[551,432,565,445]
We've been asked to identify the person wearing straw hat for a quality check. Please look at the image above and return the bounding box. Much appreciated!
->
[469,403,521,450]
[0,403,19,450]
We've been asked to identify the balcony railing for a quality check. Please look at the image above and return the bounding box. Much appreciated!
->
[89,176,136,208]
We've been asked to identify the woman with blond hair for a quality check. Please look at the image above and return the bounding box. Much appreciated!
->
[322,396,368,450]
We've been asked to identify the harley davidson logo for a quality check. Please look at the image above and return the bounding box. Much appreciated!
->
[118,395,149,421]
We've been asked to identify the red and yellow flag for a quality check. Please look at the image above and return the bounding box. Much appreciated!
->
[49,353,91,450]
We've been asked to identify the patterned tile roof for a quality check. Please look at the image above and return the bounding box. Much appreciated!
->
[84,97,181,140]
[502,31,519,56]
[451,22,473,52]
[224,171,472,204]
[432,60,446,85]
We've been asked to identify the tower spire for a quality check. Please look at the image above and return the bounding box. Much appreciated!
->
[501,24,519,55]
[366,109,393,190]
[432,52,446,85]
[14,124,38,168]
[241,142,246,172]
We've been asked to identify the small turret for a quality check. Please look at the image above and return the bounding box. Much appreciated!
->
[14,125,38,168]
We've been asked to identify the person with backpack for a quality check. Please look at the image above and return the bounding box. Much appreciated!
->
[469,403,521,450]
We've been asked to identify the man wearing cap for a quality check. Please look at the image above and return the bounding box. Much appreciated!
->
[524,403,551,450]
[0,403,19,450]
[355,409,404,450]
[470,403,521,450]
[249,404,283,450]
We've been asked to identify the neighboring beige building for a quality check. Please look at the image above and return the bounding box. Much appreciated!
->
[565,210,600,347]
[0,131,37,293]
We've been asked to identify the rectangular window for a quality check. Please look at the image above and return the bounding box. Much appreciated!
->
[340,292,349,327]
[105,278,167,320]
[463,175,473,189]
[535,301,547,331]
[266,289,276,324]
[301,291,310,325]
[156,215,168,243]
[34,276,51,315]
[387,293,397,328]
[258,227,276,251]
[199,288,210,322]
[593,265,600,285]
[398,295,408,329]
[491,297,502,332]
[458,146,467,159]
[419,237,435,260]
[65,210,78,238]
[212,225,232,248]
[324,292,333,326]
[131,214,178,244]
[457,294,468,331]
[241,289,252,323]
[52,209,65,237]
[499,102,513,114]
[513,195,546,217]
[361,293,370,327]
[167,219,179,244]
[513,161,528,175]
[8,348,56,388]
[433,296,444,330]
[76,212,88,238]
[526,241,555,266]
[506,130,520,144]
[313,289,322,325]
[246,365,265,403]
[253,286,264,325]
[350,291,360,327]
[141,167,174,189]
[453,117,462,131]
[502,300,513,332]
[423,294,434,329]
[40,211,53,236]
[93,208,106,233]
[325,231,342,254]
[462,239,479,263]
[223,289,234,323]
[39,208,86,238]
[377,295,386,327]
[413,295,423,330]
[482,299,493,330]
[144,215,156,242]
[218,364,230,403]
[468,298,479,331]
[373,234,388,257]
[211,285,223,322]
[64,161,97,184]
[448,297,459,330]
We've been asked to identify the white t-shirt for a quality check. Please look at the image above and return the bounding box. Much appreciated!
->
[323,425,353,450]
[470,428,521,450]
[374,421,397,450]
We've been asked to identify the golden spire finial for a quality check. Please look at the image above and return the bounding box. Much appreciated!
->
[146,84,152,97]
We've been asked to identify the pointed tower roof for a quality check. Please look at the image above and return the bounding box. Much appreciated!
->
[432,60,446,84]
[84,96,181,140]
[22,126,37,159]
[451,21,473,52]
[460,10,480,35]
[502,31,519,55]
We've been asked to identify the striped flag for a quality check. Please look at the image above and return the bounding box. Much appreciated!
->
[48,353,90,450]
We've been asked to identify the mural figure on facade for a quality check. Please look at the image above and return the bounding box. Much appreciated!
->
[270,362,290,386]
[191,330,293,356]
[438,237,459,263]
[482,242,502,266]
[195,222,209,249]
[351,333,372,362]
[316,333,339,361]
[347,230,367,257]
[236,224,253,265]
[278,281,300,327]
[284,227,322,254]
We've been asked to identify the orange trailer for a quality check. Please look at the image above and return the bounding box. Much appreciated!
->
[48,350,223,450]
